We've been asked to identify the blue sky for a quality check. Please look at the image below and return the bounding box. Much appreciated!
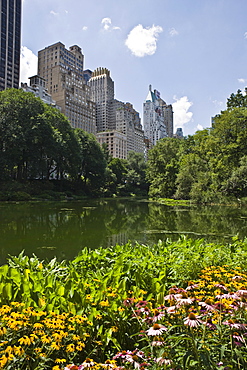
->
[20,0,247,136]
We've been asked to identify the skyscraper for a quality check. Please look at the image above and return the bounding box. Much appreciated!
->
[143,85,173,146]
[38,42,96,134]
[89,67,145,158]
[89,67,115,132]
[0,0,22,91]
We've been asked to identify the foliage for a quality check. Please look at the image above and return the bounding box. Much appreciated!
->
[2,258,247,368]
[74,130,107,194]
[146,138,182,198]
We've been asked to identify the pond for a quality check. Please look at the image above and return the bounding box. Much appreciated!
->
[0,198,247,264]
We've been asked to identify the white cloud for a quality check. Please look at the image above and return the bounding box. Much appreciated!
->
[238,78,247,83]
[125,24,163,57]
[101,17,112,31]
[196,124,204,131]
[244,32,247,39]
[172,96,193,129]
[211,99,224,107]
[101,17,120,31]
[20,46,38,84]
[50,10,59,16]
[82,26,88,31]
[169,27,178,37]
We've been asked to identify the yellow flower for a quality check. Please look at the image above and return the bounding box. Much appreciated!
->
[111,326,118,332]
[52,366,61,370]
[72,335,80,341]
[107,293,117,297]
[55,358,66,363]
[66,343,75,353]
[0,327,7,336]
[13,346,24,356]
[18,336,31,346]
[41,335,51,344]
[99,300,110,307]
[76,341,85,351]
[50,342,61,350]
[33,323,44,330]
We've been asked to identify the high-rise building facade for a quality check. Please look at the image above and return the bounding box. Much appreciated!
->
[89,67,145,159]
[89,67,115,132]
[38,42,96,134]
[21,75,61,110]
[0,0,21,91]
[143,85,173,146]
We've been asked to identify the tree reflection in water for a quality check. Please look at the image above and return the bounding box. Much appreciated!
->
[0,199,247,264]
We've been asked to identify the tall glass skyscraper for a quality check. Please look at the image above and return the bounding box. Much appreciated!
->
[0,0,21,91]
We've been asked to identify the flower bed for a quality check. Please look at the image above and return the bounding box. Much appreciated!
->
[1,265,247,369]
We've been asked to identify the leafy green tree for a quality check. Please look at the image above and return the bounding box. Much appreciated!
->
[0,88,45,180]
[227,88,247,109]
[125,151,147,193]
[108,158,127,184]
[75,129,107,193]
[42,106,81,181]
[107,158,128,195]
[146,138,182,198]
[224,155,247,197]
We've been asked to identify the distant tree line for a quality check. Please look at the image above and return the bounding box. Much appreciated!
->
[147,88,247,202]
[0,89,147,200]
[2,88,247,203]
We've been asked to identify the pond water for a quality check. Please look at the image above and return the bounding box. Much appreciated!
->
[0,198,247,264]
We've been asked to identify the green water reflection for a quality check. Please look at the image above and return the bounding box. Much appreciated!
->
[0,198,247,264]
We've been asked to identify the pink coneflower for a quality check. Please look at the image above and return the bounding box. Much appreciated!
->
[151,340,165,346]
[139,306,150,315]
[151,309,166,322]
[146,323,167,336]
[235,297,247,308]
[223,319,246,331]
[113,350,133,361]
[215,293,239,300]
[155,358,172,366]
[232,332,245,343]
[236,289,247,298]
[186,282,199,291]
[136,300,148,308]
[164,288,177,301]
[78,358,95,369]
[232,275,244,281]
[214,283,228,291]
[199,298,215,311]
[184,313,202,328]
[123,298,135,307]
[166,305,176,314]
[176,292,194,307]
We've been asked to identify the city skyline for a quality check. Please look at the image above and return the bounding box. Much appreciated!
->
[20,0,247,136]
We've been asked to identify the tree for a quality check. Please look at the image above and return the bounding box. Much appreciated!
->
[0,89,46,180]
[146,138,182,198]
[42,106,81,181]
[227,88,247,109]
[74,129,107,193]
[125,151,147,193]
